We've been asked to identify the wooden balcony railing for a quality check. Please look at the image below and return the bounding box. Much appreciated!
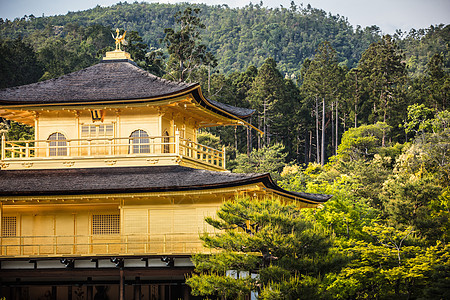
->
[0,233,213,257]
[0,132,225,169]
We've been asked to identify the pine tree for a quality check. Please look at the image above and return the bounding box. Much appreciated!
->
[301,42,342,165]
[358,35,407,145]
[186,197,331,299]
[162,7,216,82]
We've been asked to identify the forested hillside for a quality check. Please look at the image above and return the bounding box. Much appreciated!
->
[0,1,418,74]
[1,2,449,299]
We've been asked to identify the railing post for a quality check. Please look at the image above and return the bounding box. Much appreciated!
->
[222,145,226,169]
[26,142,29,158]
[175,131,180,155]
[1,134,5,160]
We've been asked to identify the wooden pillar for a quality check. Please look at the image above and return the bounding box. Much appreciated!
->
[11,286,16,300]
[51,286,57,300]
[13,278,21,300]
[1,134,6,160]
[0,202,3,253]
[119,268,125,300]
[86,277,93,300]
[134,277,141,300]
[87,286,93,300]
[183,284,190,300]
[160,284,166,300]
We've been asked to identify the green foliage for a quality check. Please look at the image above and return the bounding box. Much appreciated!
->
[32,23,112,80]
[277,115,449,298]
[336,122,391,161]
[197,131,222,150]
[161,7,216,82]
[231,143,287,180]
[187,273,254,299]
[398,24,450,78]
[358,35,408,138]
[326,232,450,299]
[382,173,443,241]
[187,197,332,298]
[280,164,380,240]
[0,2,384,76]
[403,103,435,136]
[398,108,450,185]
[0,37,43,88]
[246,57,301,149]
[301,42,341,101]
[5,121,34,141]
[300,41,345,164]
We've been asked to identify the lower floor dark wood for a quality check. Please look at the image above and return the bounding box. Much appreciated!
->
[0,267,200,300]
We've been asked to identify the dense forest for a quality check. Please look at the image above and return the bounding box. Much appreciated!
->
[0,2,449,299]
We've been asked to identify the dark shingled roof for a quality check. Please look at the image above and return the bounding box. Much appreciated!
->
[208,99,254,118]
[0,166,330,204]
[0,60,193,104]
[0,59,254,118]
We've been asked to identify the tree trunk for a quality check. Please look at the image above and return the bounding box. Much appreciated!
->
[234,126,238,152]
[247,125,251,156]
[315,97,320,164]
[321,97,326,165]
[335,101,339,154]
[354,71,359,128]
[331,101,335,155]
[308,130,312,164]
[208,64,211,95]
[263,98,268,146]
[382,101,386,147]
[179,60,184,82]
[258,115,262,150]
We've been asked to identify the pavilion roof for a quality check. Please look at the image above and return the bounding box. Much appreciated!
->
[0,59,254,119]
[0,166,331,205]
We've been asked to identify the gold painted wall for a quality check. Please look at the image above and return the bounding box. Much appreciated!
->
[36,106,198,147]
[1,196,221,257]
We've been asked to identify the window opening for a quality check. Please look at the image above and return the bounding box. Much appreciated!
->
[80,123,114,155]
[163,131,170,153]
[48,132,67,156]
[129,130,150,154]
[81,124,114,138]
[2,216,17,237]
[92,214,120,235]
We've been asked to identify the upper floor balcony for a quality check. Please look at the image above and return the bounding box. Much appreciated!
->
[0,131,226,171]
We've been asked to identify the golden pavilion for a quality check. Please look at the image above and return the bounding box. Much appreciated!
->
[0,48,330,299]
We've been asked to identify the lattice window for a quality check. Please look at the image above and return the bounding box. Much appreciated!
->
[129,130,150,154]
[2,216,17,237]
[163,131,170,154]
[48,132,67,156]
[81,124,114,138]
[92,214,120,235]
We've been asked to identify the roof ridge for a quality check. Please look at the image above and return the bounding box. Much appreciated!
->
[126,62,195,88]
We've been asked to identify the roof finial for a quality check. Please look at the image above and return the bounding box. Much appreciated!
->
[103,29,132,61]
[112,28,128,51]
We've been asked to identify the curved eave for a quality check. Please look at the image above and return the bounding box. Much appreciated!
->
[0,170,331,206]
[0,84,200,108]
[0,84,260,133]
[255,173,332,204]
[190,88,261,134]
